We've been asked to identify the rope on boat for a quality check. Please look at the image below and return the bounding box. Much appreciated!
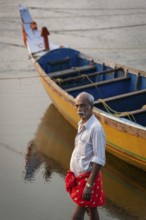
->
[55,73,103,98]
[82,74,103,98]
[123,114,136,123]
[54,78,64,85]
[98,98,136,122]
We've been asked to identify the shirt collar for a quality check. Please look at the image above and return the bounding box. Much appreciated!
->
[78,114,95,129]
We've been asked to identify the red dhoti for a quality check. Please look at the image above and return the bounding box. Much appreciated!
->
[65,170,105,208]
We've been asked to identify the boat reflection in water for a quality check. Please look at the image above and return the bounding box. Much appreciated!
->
[24,104,76,183]
[24,104,146,219]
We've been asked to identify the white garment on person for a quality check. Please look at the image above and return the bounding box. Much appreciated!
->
[70,114,106,176]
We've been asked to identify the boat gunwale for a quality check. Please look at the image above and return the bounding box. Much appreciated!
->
[79,51,146,77]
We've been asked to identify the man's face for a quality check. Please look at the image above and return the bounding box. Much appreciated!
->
[75,96,92,120]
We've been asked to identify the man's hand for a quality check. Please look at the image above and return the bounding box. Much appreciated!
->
[82,186,92,201]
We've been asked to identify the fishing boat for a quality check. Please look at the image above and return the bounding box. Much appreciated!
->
[19,4,146,171]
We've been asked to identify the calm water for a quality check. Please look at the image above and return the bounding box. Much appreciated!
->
[0,0,146,219]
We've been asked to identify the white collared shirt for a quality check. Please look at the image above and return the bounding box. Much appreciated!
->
[70,114,106,176]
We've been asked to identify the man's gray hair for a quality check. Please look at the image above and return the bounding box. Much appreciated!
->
[76,92,94,106]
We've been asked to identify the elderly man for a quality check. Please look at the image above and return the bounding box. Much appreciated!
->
[65,92,106,220]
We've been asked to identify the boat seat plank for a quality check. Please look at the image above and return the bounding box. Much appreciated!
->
[94,89,146,104]
[47,56,71,65]
[94,89,146,113]
[119,107,146,126]
[66,76,130,92]
[55,67,124,84]
[119,108,146,117]
[49,65,97,78]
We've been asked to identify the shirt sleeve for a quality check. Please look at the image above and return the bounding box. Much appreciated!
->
[90,126,106,166]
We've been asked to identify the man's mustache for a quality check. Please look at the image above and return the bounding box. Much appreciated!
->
[77,111,85,115]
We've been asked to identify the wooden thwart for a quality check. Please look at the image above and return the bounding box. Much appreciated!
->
[49,65,97,78]
[47,56,71,66]
[94,89,146,104]
[119,108,146,117]
[54,67,124,84]
[66,76,130,92]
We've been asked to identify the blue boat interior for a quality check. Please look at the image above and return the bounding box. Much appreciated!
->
[38,48,146,126]
[38,48,81,73]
